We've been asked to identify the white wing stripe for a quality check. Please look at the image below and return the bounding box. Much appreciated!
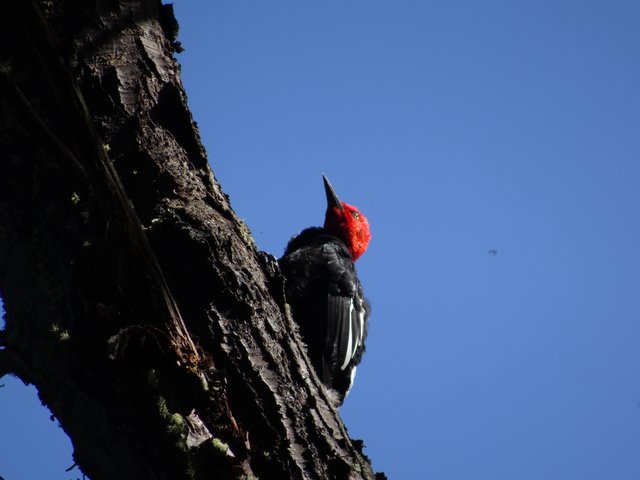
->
[345,366,357,398]
[340,298,355,370]
[357,304,365,350]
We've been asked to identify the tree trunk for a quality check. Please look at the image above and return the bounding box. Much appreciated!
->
[0,1,383,479]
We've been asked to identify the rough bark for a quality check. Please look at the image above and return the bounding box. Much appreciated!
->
[0,1,383,479]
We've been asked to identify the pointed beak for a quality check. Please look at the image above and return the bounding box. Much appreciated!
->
[323,174,343,211]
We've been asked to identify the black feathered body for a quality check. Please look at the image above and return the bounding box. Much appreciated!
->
[279,227,369,403]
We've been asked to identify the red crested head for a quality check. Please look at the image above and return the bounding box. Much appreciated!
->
[322,175,371,261]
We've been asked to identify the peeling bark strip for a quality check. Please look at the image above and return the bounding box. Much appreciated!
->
[0,1,384,479]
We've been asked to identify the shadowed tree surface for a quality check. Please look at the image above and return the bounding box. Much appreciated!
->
[0,1,383,478]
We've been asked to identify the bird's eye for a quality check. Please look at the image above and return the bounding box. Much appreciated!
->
[351,211,360,219]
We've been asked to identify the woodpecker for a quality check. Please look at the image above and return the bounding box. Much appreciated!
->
[279,175,371,404]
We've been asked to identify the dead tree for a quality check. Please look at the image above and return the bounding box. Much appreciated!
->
[0,1,383,478]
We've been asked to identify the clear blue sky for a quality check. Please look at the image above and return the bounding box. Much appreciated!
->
[2,1,640,478]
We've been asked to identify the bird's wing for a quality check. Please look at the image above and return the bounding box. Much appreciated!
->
[321,243,368,388]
